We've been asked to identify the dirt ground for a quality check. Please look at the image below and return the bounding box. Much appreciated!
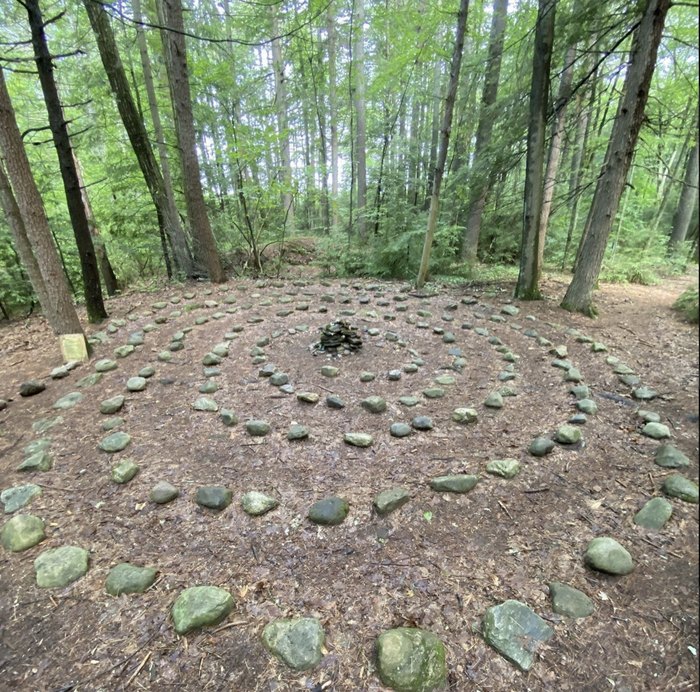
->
[0,272,698,692]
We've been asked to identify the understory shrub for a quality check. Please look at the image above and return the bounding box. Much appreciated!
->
[672,286,699,323]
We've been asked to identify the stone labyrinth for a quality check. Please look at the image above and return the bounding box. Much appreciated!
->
[1,278,697,689]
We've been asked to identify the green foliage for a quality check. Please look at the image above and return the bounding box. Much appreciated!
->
[673,286,699,323]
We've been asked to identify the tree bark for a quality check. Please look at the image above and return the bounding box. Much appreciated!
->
[0,69,83,336]
[327,7,339,230]
[669,138,699,251]
[416,0,470,288]
[515,0,556,300]
[159,0,226,282]
[562,0,671,315]
[352,0,368,238]
[26,0,107,322]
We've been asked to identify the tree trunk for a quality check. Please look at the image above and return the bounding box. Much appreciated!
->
[352,0,368,238]
[26,0,107,322]
[159,0,226,282]
[562,0,671,315]
[327,7,339,230]
[459,0,508,262]
[424,56,442,209]
[515,0,556,300]
[0,70,83,336]
[416,0,470,289]
[669,138,699,251]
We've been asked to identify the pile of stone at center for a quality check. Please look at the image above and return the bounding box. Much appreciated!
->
[313,320,363,353]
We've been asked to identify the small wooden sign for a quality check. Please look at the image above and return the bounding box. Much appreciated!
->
[59,333,89,363]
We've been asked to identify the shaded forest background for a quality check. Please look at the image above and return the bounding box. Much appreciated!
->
[0,0,697,323]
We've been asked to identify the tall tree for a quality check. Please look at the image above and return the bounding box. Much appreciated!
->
[327,7,339,230]
[668,136,699,251]
[25,0,107,322]
[416,0,470,288]
[515,0,556,300]
[562,0,671,315]
[0,68,83,336]
[158,0,226,283]
[352,0,368,238]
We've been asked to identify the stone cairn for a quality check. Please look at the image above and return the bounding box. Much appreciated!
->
[313,320,363,354]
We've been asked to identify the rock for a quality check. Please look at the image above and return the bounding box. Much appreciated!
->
[654,445,689,469]
[398,396,420,407]
[297,392,320,404]
[99,431,131,453]
[375,627,446,691]
[126,376,147,392]
[326,395,346,409]
[387,369,402,381]
[288,424,309,441]
[196,486,232,510]
[77,372,103,388]
[486,458,521,479]
[642,422,671,440]
[241,491,279,516]
[203,367,221,378]
[569,384,591,400]
[482,600,554,671]
[430,475,479,493]
[94,359,118,373]
[20,380,46,397]
[52,392,83,410]
[171,585,234,634]
[576,398,598,415]
[31,417,60,433]
[361,396,387,413]
[374,488,411,516]
[584,536,634,575]
[423,387,445,399]
[554,425,581,445]
[308,497,349,525]
[262,618,325,671]
[270,372,289,386]
[150,481,179,504]
[619,373,641,387]
[1,514,45,552]
[158,351,173,362]
[411,416,433,431]
[128,332,145,346]
[360,371,376,382]
[0,399,7,410]
[528,437,555,457]
[24,438,51,456]
[633,497,673,529]
[246,420,271,436]
[321,365,339,377]
[211,343,229,358]
[565,368,583,383]
[34,545,89,588]
[102,417,123,431]
[548,582,594,618]
[501,304,519,316]
[390,422,412,438]
[434,375,456,386]
[114,345,135,359]
[1,484,42,513]
[100,395,125,415]
[662,475,698,503]
[637,409,661,423]
[568,413,588,425]
[193,397,218,412]
[111,459,139,484]
[591,342,607,352]
[633,386,657,401]
[105,563,157,596]
[18,451,52,472]
[551,358,572,370]
[220,409,238,426]
[344,432,373,447]
[451,408,478,424]
[484,392,504,409]
[50,365,71,379]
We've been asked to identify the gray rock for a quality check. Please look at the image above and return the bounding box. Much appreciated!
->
[360,371,376,382]
[326,395,345,409]
[270,372,289,386]
[344,432,373,447]
[169,341,184,352]
[430,474,478,493]
[375,627,446,691]
[76,373,103,388]
[34,545,89,588]
[390,422,412,438]
[212,343,229,358]
[0,399,7,410]
[484,392,504,409]
[52,392,83,410]
[126,376,147,392]
[246,420,271,436]
[619,374,641,387]
[127,332,145,346]
[114,345,135,358]
[654,445,689,469]
[501,304,519,316]
[20,380,46,397]
[361,396,387,413]
[288,424,309,441]
[568,413,588,425]
[387,369,402,381]
[434,375,456,386]
[196,486,232,510]
[411,416,433,431]
[591,342,607,352]
[150,481,179,504]
[1,484,42,513]
[95,359,118,373]
[99,431,131,453]
[262,618,325,671]
[321,365,339,377]
[50,365,71,379]
[171,585,234,634]
[374,488,411,515]
[220,409,239,426]
[662,475,698,503]
[633,386,657,401]
[565,368,583,383]
[576,398,598,415]
[111,459,139,484]
[297,392,320,404]
[158,351,173,362]
[633,497,673,529]
[203,367,221,378]
[569,384,591,400]
[24,438,50,456]
[101,417,123,431]
[100,395,125,415]
[551,358,572,370]
[637,409,661,423]
[1,514,45,551]
[482,600,554,671]
[613,363,634,375]
[642,422,671,440]
[528,437,555,457]
[584,536,634,575]
[487,458,521,479]
[241,491,279,516]
[193,397,218,412]
[308,497,349,525]
[451,408,478,424]
[18,451,52,472]
[399,396,420,407]
[198,381,219,394]
[554,425,581,445]
[105,563,157,596]
[423,387,445,399]
[549,582,594,618]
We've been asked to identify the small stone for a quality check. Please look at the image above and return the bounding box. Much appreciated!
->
[434,375,456,386]
[270,372,289,386]
[389,422,412,438]
[565,368,583,382]
[95,359,118,373]
[50,365,71,379]
[576,398,597,415]
[114,344,135,358]
[18,450,52,472]
[568,413,588,425]
[111,459,139,484]
[241,491,279,516]
[326,395,345,409]
[387,369,402,381]
[246,420,271,436]
[569,384,591,400]
[554,425,581,445]
[126,377,147,392]
[193,397,218,412]
[484,392,504,409]
[203,367,221,377]
[196,486,232,510]
[127,332,145,346]
[34,546,89,588]
[451,408,478,424]
[171,585,234,634]
[288,424,309,441]
[551,345,568,358]
[52,392,83,410]
[654,445,689,469]
[211,343,229,358]
[1,484,42,513]
[321,365,339,377]
[486,458,520,479]
[591,342,607,352]
[633,497,673,529]
[105,563,157,596]
[99,431,131,453]
[411,416,433,431]
[150,481,179,504]
[20,380,46,397]
[374,488,411,515]
[308,496,349,525]
[633,386,657,401]
[501,304,519,316]
[202,352,222,366]
[584,536,634,575]
[1,514,45,551]
[360,371,376,382]
[199,381,219,394]
[637,409,661,423]
[641,422,671,440]
[528,437,555,457]
[551,359,572,370]
[262,618,325,671]
[101,416,123,431]
[662,475,699,503]
[548,582,594,618]
[344,432,373,447]
[423,387,445,399]
[158,351,173,362]
[220,409,238,426]
[76,373,102,388]
[619,373,641,387]
[430,475,478,493]
[24,438,50,456]
[361,396,387,413]
[100,395,125,415]
[613,363,635,375]
[259,363,276,377]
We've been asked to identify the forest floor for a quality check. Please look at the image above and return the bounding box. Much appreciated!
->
[0,271,698,692]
